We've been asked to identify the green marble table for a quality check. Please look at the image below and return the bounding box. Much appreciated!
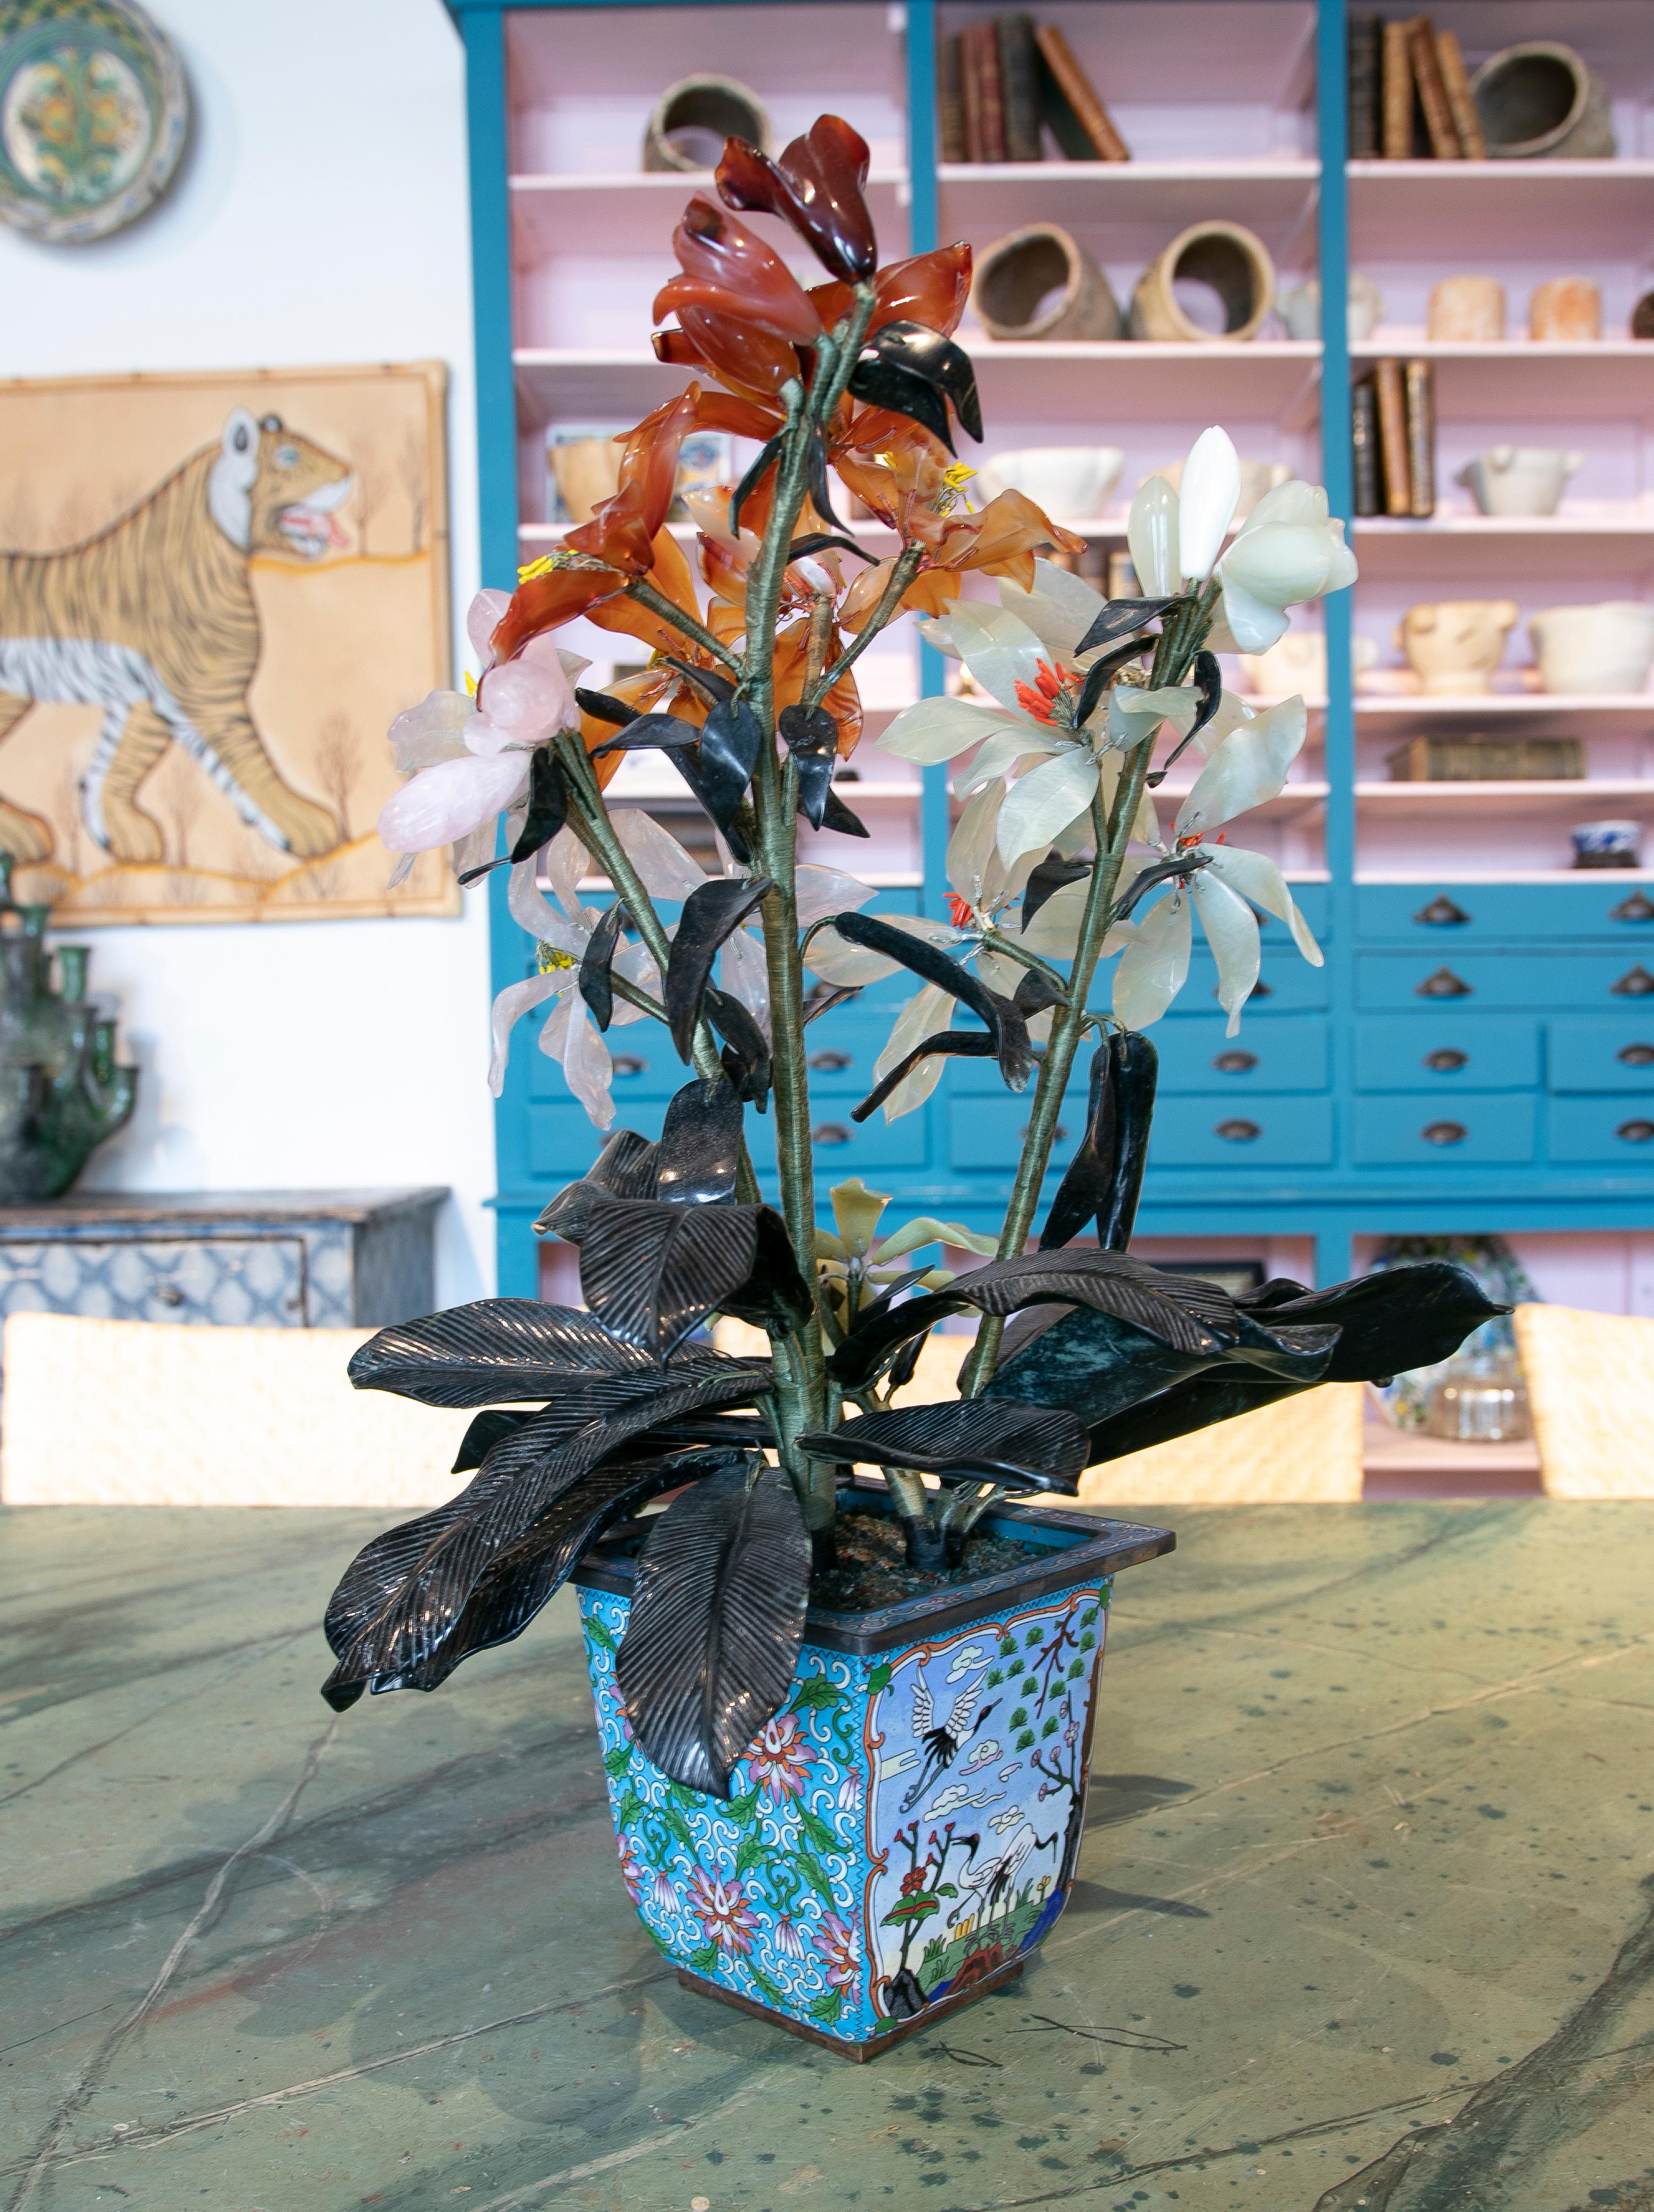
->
[4,1503,1652,2211]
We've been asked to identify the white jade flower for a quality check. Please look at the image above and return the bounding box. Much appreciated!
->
[1216,481,1360,653]
[1175,426,1242,582]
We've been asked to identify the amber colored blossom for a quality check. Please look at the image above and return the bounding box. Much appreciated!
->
[717,115,876,282]
[653,308,799,402]
[812,1911,862,1990]
[654,197,823,344]
[744,1710,815,1801]
[809,243,972,340]
[840,486,1084,633]
[687,1866,761,1956]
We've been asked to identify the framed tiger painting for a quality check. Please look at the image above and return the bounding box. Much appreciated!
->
[0,360,457,923]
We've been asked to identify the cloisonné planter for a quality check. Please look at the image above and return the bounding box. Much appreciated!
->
[572,1495,1173,2059]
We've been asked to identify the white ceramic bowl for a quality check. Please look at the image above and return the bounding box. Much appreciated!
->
[974,445,1124,520]
[1530,602,1654,696]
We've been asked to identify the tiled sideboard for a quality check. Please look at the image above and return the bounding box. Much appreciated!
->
[0,1190,448,1335]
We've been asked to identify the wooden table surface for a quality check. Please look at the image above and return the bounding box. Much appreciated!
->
[4,1503,1652,2212]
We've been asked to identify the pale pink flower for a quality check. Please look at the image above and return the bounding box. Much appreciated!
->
[616,1833,645,1906]
[772,1913,805,1960]
[813,1912,861,1990]
[688,1867,760,1957]
[745,1711,814,1803]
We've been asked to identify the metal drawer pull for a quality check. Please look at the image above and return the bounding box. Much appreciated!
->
[1416,966,1472,998]
[812,1122,851,1145]
[1213,1050,1257,1074]
[808,1050,852,1072]
[1414,894,1470,927]
[1422,1121,1468,1145]
[611,1054,647,1077]
[1215,1118,1261,1142]
[153,1284,186,1307]
[1215,979,1271,1000]
[1611,890,1654,922]
[1020,1123,1068,1142]
[1424,1047,1468,1072]
[1612,965,1654,997]
[1617,1120,1654,1143]
[1618,1043,1654,1068]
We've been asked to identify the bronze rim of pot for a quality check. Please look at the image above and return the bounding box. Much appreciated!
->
[643,74,771,173]
[1471,41,1615,159]
[1129,220,1275,345]
[971,224,1121,342]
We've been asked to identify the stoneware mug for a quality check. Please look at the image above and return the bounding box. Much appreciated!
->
[1427,276,1506,342]
[1529,603,1654,696]
[1397,600,1519,696]
[975,446,1125,519]
[1454,446,1583,517]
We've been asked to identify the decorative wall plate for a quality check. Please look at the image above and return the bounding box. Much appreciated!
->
[0,0,187,244]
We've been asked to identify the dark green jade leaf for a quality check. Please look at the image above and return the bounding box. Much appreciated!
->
[665,876,772,1062]
[798,1398,1087,1493]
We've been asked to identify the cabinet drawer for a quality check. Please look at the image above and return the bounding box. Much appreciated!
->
[528,1032,682,1103]
[1147,1096,1334,1167]
[1352,1094,1536,1165]
[1175,950,1329,1014]
[796,1016,903,1096]
[948,1097,1082,1172]
[1153,1015,1328,1094]
[1545,1018,1654,1095]
[0,1236,309,1325]
[1355,1015,1538,1092]
[1548,1096,1654,1163]
[1357,881,1654,945]
[1357,952,1654,1010]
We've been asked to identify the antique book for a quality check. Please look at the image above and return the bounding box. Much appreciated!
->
[1347,14,1383,159]
[1387,736,1586,782]
[996,14,1043,162]
[960,19,987,162]
[1408,17,1461,157]
[1033,23,1130,161]
[1351,375,1382,517]
[937,33,968,163]
[970,19,1007,162]
[1374,357,1411,515]
[1381,18,1417,158]
[1405,357,1436,518]
[1435,30,1487,157]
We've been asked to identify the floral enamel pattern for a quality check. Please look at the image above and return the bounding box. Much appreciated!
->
[577,1566,1111,2047]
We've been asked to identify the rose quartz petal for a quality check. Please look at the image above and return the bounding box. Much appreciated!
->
[479,654,578,744]
[378,751,530,852]
[388,689,476,771]
[467,588,512,664]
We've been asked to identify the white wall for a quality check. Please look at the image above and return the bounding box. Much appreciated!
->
[0,0,493,1304]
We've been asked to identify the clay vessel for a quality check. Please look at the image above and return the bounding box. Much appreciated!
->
[1454,446,1582,518]
[1632,294,1654,342]
[643,74,770,172]
[1129,221,1274,344]
[1277,273,1383,342]
[973,225,1121,341]
[1472,41,1615,159]
[1397,601,1519,696]
[1529,278,1601,342]
[1529,604,1654,697]
[1427,277,1505,342]
[975,446,1124,518]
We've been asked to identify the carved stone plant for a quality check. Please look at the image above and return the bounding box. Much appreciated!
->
[321,117,1500,2049]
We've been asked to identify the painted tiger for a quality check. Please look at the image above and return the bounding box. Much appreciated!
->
[0,408,353,865]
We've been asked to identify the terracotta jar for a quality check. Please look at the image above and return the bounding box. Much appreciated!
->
[973,225,1121,342]
[1397,600,1519,696]
[1427,277,1506,343]
[1529,278,1602,342]
[1129,221,1274,344]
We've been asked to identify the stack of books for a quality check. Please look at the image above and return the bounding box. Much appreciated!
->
[1349,14,1487,159]
[1353,360,1437,519]
[937,15,1129,164]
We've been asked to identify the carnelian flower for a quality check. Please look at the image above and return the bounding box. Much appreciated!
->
[717,114,877,282]
[654,197,822,343]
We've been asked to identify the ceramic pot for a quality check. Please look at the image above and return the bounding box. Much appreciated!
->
[1571,821,1643,869]
[1397,600,1519,696]
[973,225,1121,342]
[643,74,770,172]
[975,446,1124,518]
[1530,603,1654,697]
[1427,277,1506,343]
[1454,446,1582,518]
[549,437,623,524]
[1129,221,1274,344]
[1277,273,1383,342]
[574,1494,1172,2057]
[1529,278,1601,342]
[1143,455,1290,523]
[1472,41,1615,160]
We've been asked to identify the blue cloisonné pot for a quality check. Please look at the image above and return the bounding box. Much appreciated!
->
[572,1494,1173,2059]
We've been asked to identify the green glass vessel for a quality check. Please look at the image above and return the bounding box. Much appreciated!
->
[0,857,136,1200]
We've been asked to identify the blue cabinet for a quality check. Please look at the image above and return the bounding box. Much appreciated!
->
[1355,1016,1539,1093]
[1353,1095,1537,1168]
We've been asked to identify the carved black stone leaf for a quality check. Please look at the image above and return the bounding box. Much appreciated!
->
[851,1028,995,1123]
[846,357,953,451]
[574,687,639,727]
[1012,966,1067,1017]
[1022,851,1092,928]
[829,911,1034,1094]
[588,712,704,759]
[667,745,755,867]
[802,982,861,1027]
[508,747,568,864]
[715,1203,814,1336]
[664,877,773,1062]
[1073,595,1189,658]
[660,654,735,706]
[780,702,839,831]
[348,1299,660,1409]
[787,531,878,565]
[655,1074,744,1204]
[798,1398,1088,1492]
[807,426,850,530]
[730,431,785,534]
[451,1408,535,1473]
[578,901,626,1031]
[1073,636,1151,729]
[534,1127,662,1248]
[815,783,869,838]
[577,1193,762,1359]
[702,984,772,1108]
[863,320,983,443]
[320,1347,772,1710]
[1103,1029,1158,1250]
[1039,1043,1118,1251]
[616,1462,810,1796]
[697,698,766,831]
[1111,853,1207,921]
